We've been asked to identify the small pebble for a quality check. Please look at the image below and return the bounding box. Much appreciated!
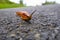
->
[9,33,16,38]
[34,33,40,40]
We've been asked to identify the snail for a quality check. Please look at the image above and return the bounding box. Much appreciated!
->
[16,10,36,22]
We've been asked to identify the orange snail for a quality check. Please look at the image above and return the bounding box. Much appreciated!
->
[16,10,36,21]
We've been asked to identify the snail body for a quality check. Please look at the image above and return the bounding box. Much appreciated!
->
[16,10,36,21]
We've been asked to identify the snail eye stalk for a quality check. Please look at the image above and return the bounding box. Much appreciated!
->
[31,10,36,16]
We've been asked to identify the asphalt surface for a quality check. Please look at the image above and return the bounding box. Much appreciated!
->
[0,4,60,40]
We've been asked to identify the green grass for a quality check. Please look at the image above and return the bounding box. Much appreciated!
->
[0,3,25,9]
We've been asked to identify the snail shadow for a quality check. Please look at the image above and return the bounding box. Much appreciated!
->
[25,21,32,24]
[19,20,32,25]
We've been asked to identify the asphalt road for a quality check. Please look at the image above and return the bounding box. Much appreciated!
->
[0,4,60,40]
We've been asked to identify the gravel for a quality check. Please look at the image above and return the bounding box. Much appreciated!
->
[0,4,60,40]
